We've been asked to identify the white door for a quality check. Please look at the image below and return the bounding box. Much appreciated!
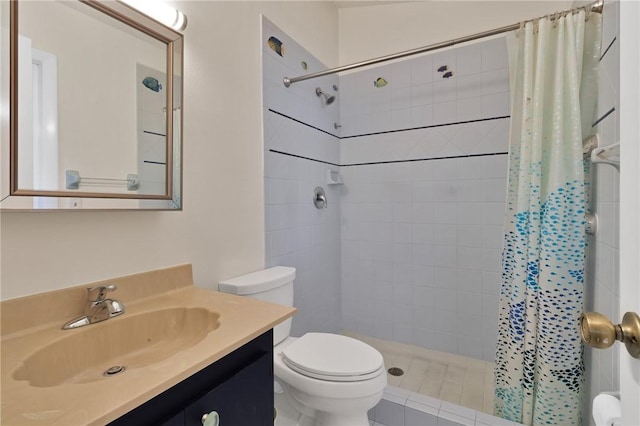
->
[618,1,640,424]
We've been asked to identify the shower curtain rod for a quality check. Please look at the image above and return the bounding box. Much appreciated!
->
[282,0,603,87]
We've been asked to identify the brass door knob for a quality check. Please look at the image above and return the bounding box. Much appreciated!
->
[580,311,640,359]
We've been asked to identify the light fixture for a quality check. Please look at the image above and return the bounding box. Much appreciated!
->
[120,0,187,31]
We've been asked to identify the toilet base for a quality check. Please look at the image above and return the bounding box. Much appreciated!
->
[275,395,370,426]
[275,392,309,426]
[313,411,369,426]
[275,383,374,426]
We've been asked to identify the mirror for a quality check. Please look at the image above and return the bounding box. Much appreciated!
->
[0,0,183,210]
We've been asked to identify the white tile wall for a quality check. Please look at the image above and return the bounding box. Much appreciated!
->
[264,109,340,164]
[264,150,343,336]
[338,37,510,363]
[339,38,509,137]
[340,118,509,165]
[262,17,340,136]
[341,154,507,361]
[584,2,620,425]
[263,18,342,336]
[136,64,168,196]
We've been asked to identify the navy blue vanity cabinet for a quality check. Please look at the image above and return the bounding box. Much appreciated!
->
[109,330,274,426]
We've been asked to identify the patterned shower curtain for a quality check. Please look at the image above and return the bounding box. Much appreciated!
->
[494,9,601,426]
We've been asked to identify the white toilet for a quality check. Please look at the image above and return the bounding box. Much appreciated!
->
[219,266,387,426]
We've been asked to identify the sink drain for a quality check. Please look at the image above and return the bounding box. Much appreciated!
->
[387,367,404,376]
[103,365,126,377]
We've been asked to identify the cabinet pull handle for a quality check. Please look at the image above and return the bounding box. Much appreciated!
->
[201,411,220,426]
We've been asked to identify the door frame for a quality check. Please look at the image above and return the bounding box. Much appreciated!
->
[618,0,640,424]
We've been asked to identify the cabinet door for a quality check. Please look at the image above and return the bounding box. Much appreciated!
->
[109,331,273,426]
[161,412,184,426]
[185,352,273,426]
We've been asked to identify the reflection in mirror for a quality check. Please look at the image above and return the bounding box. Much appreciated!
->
[1,0,183,210]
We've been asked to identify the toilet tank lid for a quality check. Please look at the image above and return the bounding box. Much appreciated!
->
[218,266,296,295]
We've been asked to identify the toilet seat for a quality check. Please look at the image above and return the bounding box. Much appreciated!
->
[281,333,384,382]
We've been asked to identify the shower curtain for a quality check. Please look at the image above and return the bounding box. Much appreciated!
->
[494,9,601,426]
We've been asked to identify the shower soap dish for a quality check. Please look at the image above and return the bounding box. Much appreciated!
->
[326,170,343,185]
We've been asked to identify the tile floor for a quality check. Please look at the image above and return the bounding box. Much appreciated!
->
[342,331,495,415]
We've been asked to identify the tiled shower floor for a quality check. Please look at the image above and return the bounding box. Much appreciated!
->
[342,331,495,415]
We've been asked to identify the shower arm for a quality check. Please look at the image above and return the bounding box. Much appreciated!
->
[282,0,603,88]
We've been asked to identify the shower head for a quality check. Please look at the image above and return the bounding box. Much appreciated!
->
[315,87,335,105]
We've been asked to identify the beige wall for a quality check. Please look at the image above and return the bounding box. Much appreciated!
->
[0,0,574,301]
[338,1,572,64]
[0,1,338,300]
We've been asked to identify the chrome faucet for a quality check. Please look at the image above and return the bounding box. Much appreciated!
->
[62,285,125,330]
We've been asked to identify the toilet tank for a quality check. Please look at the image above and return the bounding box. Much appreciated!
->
[218,266,294,345]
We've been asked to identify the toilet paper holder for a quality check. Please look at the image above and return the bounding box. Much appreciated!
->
[592,393,622,426]
[580,311,640,359]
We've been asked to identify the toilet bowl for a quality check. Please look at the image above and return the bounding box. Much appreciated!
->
[274,334,386,425]
[219,267,387,426]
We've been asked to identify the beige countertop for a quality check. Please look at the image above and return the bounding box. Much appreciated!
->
[0,265,296,425]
